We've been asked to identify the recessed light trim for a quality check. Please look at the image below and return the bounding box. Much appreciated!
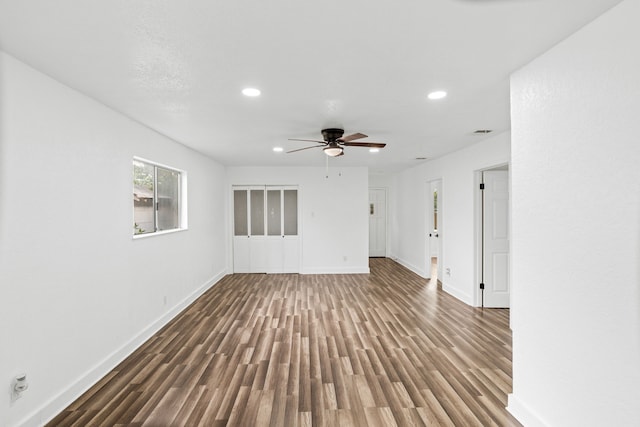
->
[427,90,447,100]
[473,129,493,134]
[415,157,428,160]
[242,87,261,97]
[369,148,380,153]
[273,147,283,152]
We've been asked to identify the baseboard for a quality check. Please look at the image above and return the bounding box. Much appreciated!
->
[23,269,228,427]
[442,282,473,306]
[390,256,427,278]
[301,266,370,274]
[507,393,548,427]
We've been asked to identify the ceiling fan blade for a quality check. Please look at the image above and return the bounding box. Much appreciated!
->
[338,132,368,142]
[286,145,325,153]
[341,142,386,148]
[288,138,326,144]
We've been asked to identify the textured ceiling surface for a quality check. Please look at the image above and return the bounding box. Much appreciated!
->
[0,0,623,172]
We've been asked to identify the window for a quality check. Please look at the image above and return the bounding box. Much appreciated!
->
[433,189,438,231]
[133,159,185,236]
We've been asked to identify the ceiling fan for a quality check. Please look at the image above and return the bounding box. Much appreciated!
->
[287,128,386,157]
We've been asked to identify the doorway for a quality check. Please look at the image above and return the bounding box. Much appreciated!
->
[369,188,387,257]
[427,179,443,282]
[477,166,510,307]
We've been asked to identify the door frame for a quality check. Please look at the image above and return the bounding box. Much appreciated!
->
[368,187,388,258]
[474,163,510,308]
[426,178,443,281]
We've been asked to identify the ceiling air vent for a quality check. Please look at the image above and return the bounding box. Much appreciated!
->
[473,129,493,134]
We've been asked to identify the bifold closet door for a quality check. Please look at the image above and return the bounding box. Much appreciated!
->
[266,189,283,273]
[282,189,299,273]
[266,187,299,273]
[233,188,266,273]
[233,186,298,273]
[233,189,250,273]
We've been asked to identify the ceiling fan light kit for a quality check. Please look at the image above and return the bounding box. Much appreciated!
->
[324,143,344,157]
[287,128,386,157]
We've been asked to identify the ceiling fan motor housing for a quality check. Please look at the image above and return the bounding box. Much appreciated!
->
[321,128,345,142]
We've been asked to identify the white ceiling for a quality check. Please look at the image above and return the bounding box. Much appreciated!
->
[0,0,622,173]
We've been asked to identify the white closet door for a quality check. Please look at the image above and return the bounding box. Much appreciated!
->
[266,189,284,273]
[282,189,299,273]
[233,189,250,273]
[233,186,298,273]
[249,189,267,273]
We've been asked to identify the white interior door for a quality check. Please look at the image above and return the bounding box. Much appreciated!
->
[249,188,267,272]
[369,188,387,257]
[282,189,299,273]
[266,188,283,273]
[482,170,510,308]
[233,189,250,273]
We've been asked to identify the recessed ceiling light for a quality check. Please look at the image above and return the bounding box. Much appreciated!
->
[273,147,283,152]
[473,129,493,134]
[369,148,380,153]
[242,87,261,97]
[427,90,447,100]
[415,157,428,160]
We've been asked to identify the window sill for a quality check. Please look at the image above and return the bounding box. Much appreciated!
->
[132,228,188,240]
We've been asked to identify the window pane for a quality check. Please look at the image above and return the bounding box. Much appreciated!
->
[234,190,248,236]
[157,167,180,231]
[267,190,281,236]
[283,190,298,236]
[133,160,155,234]
[250,189,265,235]
[433,189,438,231]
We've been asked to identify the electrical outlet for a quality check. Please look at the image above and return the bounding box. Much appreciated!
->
[343,255,348,262]
[446,268,451,276]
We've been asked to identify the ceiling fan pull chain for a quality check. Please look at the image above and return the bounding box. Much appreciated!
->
[325,155,329,178]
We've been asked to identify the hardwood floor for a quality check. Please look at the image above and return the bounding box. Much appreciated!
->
[48,258,521,426]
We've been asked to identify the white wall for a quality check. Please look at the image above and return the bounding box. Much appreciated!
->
[390,132,510,304]
[368,171,393,189]
[508,1,640,425]
[0,52,228,426]
[227,166,369,274]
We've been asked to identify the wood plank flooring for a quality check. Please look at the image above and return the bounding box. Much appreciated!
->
[47,258,521,426]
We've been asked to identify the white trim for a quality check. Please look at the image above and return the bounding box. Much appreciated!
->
[133,156,188,236]
[390,255,428,278]
[442,282,473,306]
[25,270,228,427]
[132,227,187,240]
[133,156,184,174]
[300,267,370,275]
[426,178,443,282]
[507,394,549,427]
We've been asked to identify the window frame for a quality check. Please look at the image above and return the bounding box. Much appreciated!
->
[132,157,188,239]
